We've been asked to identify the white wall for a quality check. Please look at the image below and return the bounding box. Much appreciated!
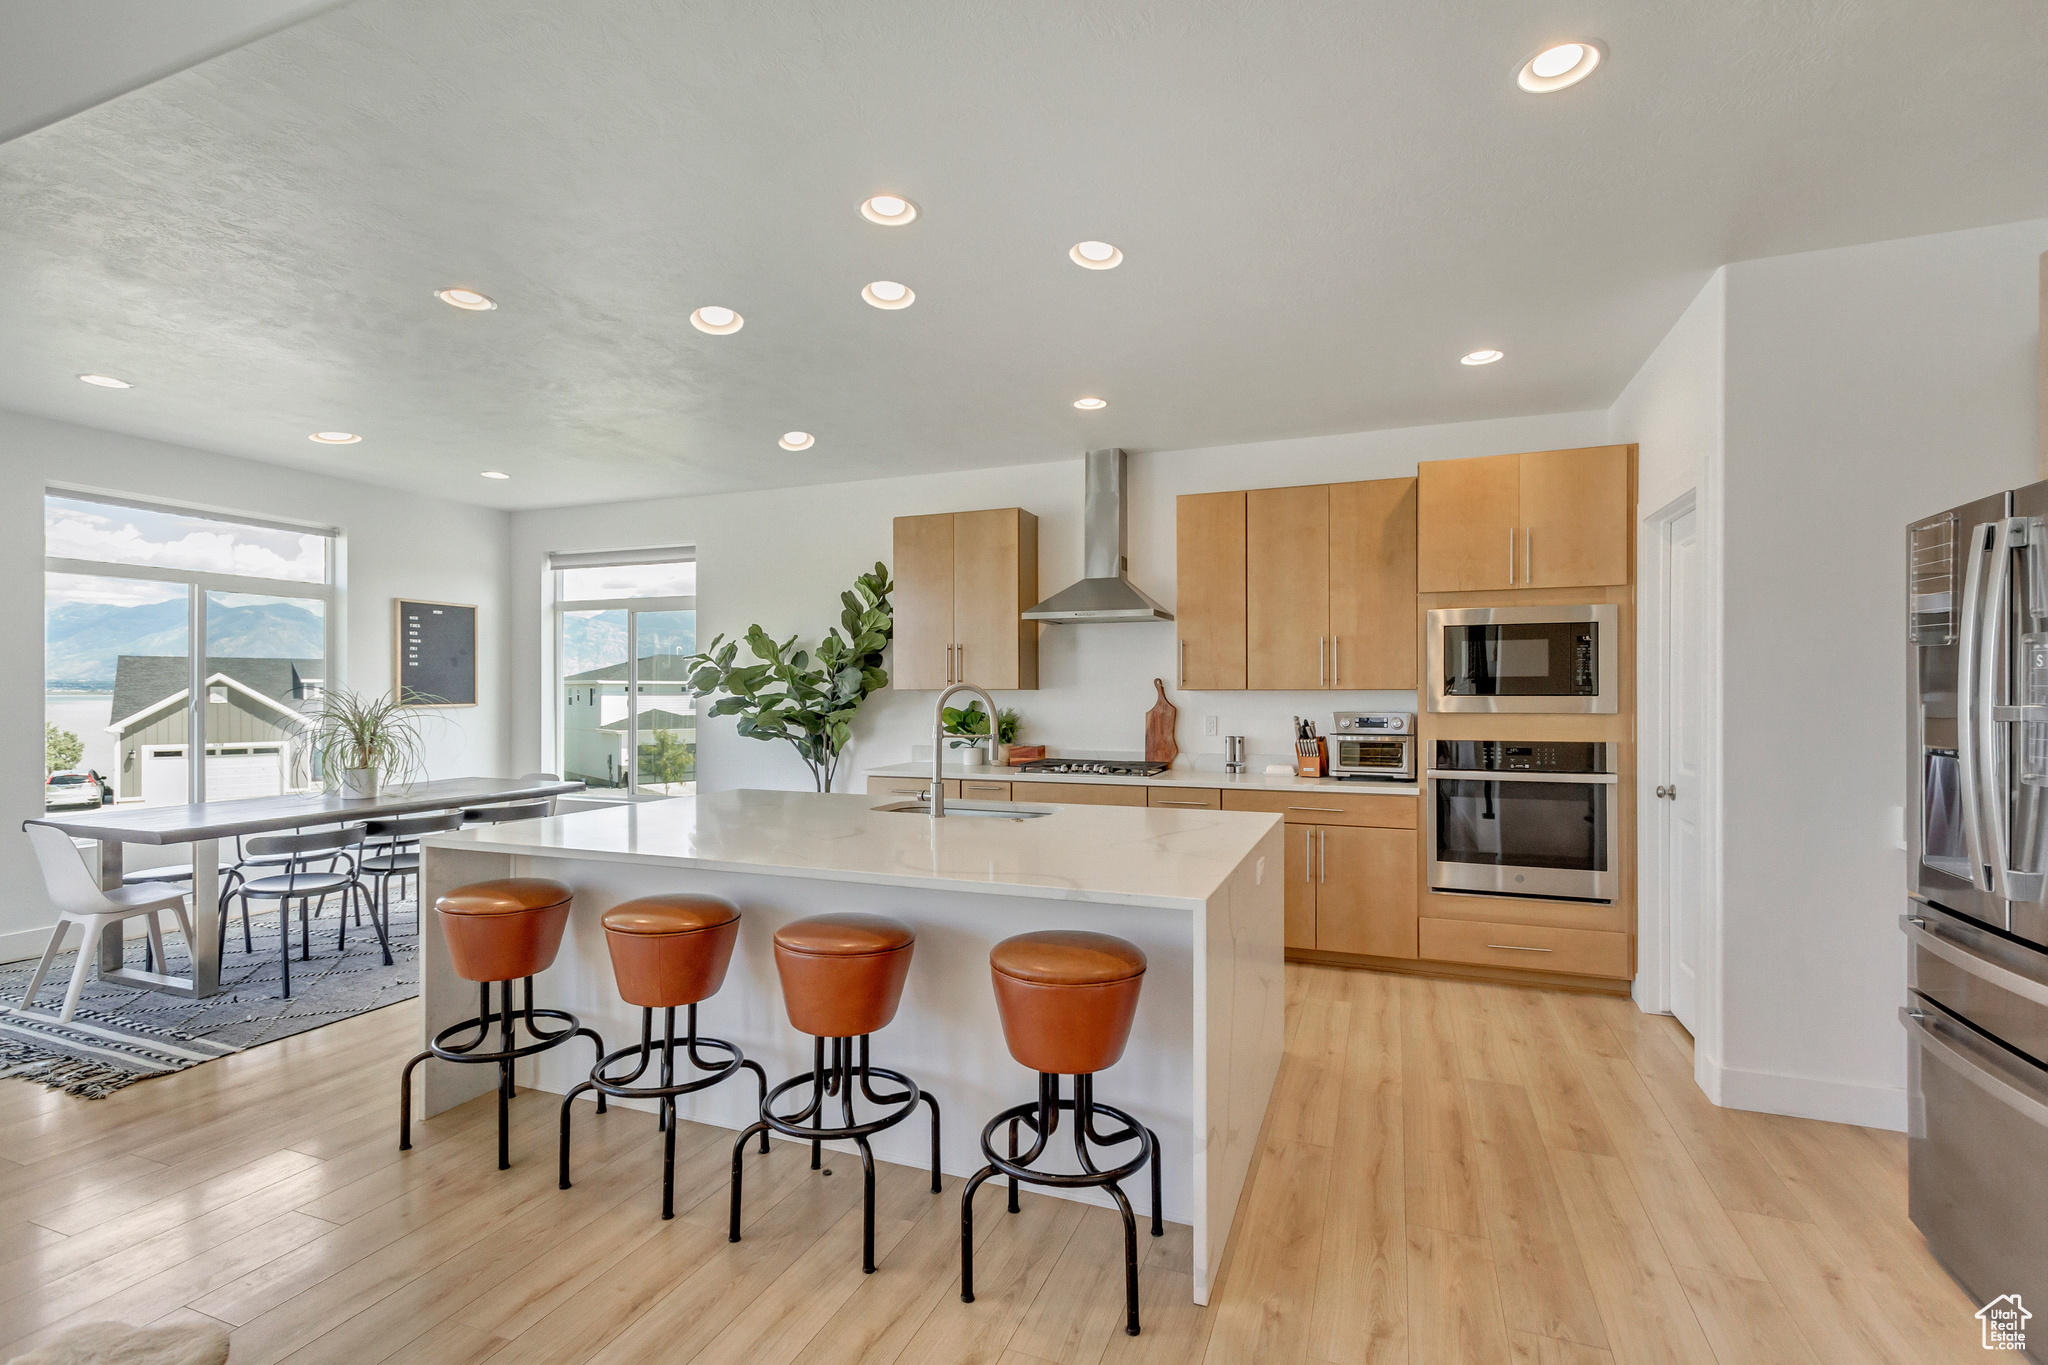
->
[1716,217,2048,1128]
[508,410,1611,791]
[1,409,513,958]
[1608,271,1728,1094]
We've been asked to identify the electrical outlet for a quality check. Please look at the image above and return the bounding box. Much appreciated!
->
[1203,715,1219,736]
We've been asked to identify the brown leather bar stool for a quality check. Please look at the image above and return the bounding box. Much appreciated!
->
[729,912,941,1273]
[399,878,606,1170]
[962,930,1162,1336]
[558,893,768,1218]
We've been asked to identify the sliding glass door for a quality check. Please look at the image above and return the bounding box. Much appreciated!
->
[551,550,696,797]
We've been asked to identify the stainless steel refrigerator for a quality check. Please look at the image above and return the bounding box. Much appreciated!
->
[1907,482,2048,1353]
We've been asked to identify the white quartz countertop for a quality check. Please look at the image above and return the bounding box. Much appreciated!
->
[865,761,1420,798]
[422,788,1281,911]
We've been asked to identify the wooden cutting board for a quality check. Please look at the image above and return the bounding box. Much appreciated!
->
[1145,678,1178,766]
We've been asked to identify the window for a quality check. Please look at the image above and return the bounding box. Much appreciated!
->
[550,547,696,797]
[45,492,338,807]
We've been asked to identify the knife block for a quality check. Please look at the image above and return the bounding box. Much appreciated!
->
[1294,741,1327,778]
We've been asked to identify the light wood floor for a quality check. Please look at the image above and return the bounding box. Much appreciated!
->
[0,965,1989,1364]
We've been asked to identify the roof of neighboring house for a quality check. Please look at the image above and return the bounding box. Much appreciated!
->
[109,656,322,735]
[601,708,695,731]
[566,654,696,683]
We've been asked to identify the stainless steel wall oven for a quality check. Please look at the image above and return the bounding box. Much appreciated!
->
[1427,740,1616,903]
[1426,604,1619,714]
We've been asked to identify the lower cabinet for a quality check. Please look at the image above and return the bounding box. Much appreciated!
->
[863,777,960,799]
[1416,918,1630,978]
[1279,819,1417,958]
[1019,781,1147,807]
[957,779,1012,801]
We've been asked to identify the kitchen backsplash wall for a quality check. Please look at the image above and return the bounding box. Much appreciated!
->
[509,408,1609,792]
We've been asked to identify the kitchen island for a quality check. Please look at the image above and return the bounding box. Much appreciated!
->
[416,788,1285,1302]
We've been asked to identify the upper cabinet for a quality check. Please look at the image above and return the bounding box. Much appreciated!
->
[1417,445,1632,592]
[1177,477,1416,691]
[891,508,1039,690]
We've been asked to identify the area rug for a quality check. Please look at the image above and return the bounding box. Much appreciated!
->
[0,896,419,1098]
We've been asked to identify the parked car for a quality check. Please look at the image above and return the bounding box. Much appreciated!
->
[45,769,112,810]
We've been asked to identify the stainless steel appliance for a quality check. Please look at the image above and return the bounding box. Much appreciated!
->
[1907,483,2048,1345]
[1224,736,1248,774]
[1014,758,1171,777]
[1427,740,1615,902]
[1329,712,1417,781]
[1426,604,1619,714]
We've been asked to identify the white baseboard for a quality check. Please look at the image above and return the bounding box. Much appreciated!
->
[1702,1053,1907,1132]
[0,918,155,965]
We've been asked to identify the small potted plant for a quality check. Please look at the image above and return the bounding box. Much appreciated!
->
[942,701,1022,767]
[311,689,430,799]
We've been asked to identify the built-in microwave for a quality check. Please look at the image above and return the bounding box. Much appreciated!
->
[1427,740,1616,903]
[1425,604,1619,714]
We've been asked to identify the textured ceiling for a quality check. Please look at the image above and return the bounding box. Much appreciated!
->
[2,0,2046,509]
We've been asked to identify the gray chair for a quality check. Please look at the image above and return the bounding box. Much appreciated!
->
[358,811,462,947]
[234,826,375,997]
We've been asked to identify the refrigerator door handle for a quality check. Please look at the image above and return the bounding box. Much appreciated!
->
[1900,913,2048,1009]
[1955,519,1996,891]
[1901,1004,2048,1129]
[1980,518,2026,901]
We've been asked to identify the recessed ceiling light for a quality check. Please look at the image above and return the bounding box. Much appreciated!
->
[862,281,915,309]
[309,431,362,444]
[1461,350,1504,366]
[480,470,510,479]
[1517,41,1602,92]
[1069,241,1123,270]
[778,432,815,451]
[78,374,131,388]
[1073,397,1108,410]
[436,287,497,311]
[691,305,744,334]
[860,195,919,226]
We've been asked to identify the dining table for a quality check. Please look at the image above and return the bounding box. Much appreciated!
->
[24,776,585,1000]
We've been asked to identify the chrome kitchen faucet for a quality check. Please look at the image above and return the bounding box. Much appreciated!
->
[931,681,997,817]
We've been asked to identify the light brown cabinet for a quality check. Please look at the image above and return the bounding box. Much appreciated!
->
[892,508,1039,690]
[1417,445,1631,592]
[1280,820,1417,957]
[864,776,961,799]
[1020,782,1147,807]
[1178,477,1416,691]
[1146,787,1220,810]
[1175,492,1247,690]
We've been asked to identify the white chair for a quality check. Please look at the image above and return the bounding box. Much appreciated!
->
[22,824,194,1023]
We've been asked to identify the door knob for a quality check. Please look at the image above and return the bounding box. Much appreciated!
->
[1655,784,1676,799]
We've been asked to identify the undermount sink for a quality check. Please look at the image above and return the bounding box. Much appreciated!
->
[871,800,1052,819]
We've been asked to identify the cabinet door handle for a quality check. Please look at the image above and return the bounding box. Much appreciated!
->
[1288,805,1345,813]
[955,644,964,680]
[1332,636,1339,688]
[1158,799,1210,807]
[946,643,954,684]
[1319,636,1327,688]
[1525,527,1533,584]
[1318,827,1327,883]
[1508,527,1516,585]
[1304,830,1313,882]
[1486,943,1553,953]
[1179,639,1187,687]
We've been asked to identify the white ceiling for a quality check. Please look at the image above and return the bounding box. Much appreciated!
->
[1,0,2045,510]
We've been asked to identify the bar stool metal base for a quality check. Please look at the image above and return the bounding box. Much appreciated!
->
[730,1034,941,1272]
[559,1002,769,1218]
[961,1073,1163,1335]
[399,978,606,1170]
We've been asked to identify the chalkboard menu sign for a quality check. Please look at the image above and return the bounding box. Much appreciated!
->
[395,599,477,707]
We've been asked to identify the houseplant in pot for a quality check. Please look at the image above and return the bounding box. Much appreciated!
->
[312,689,431,799]
[943,701,1021,766]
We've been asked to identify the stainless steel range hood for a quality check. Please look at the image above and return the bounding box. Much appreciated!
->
[1022,449,1173,623]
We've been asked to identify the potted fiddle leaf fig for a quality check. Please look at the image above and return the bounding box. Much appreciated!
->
[682,563,893,792]
[311,689,432,799]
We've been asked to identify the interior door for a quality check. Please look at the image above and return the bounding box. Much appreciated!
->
[952,508,1021,689]
[1664,506,1703,1030]
[1329,478,1417,689]
[1519,445,1632,588]
[891,513,954,690]
[1247,484,1330,689]
[1176,491,1247,690]
[1284,824,1316,950]
[1315,824,1418,958]
[1417,453,1518,591]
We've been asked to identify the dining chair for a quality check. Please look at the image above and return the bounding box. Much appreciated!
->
[233,826,376,997]
[21,824,194,1023]
[358,811,462,956]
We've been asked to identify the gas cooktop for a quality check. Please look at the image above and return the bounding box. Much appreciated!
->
[1013,759,1171,777]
